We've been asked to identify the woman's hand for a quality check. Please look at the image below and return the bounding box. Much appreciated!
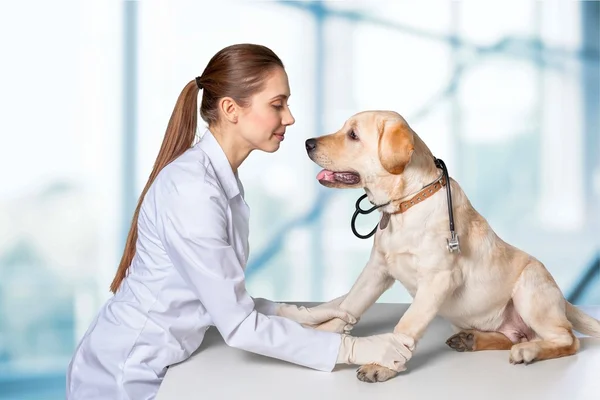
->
[312,294,359,333]
[336,332,415,372]
[276,302,357,328]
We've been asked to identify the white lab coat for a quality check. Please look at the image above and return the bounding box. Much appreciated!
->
[66,129,341,400]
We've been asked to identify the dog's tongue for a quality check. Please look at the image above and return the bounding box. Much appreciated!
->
[317,169,361,184]
[316,169,336,182]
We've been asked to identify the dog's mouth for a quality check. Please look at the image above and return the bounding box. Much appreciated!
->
[316,169,361,185]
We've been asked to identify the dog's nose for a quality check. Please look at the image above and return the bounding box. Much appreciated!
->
[305,138,317,153]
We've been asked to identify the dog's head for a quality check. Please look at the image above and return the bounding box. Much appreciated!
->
[305,111,417,191]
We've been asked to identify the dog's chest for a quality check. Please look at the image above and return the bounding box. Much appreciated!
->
[386,252,419,297]
[378,233,421,296]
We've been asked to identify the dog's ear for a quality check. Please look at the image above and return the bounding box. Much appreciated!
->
[378,120,415,174]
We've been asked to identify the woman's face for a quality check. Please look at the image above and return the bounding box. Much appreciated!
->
[236,67,295,153]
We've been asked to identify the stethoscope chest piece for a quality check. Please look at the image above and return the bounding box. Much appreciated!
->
[447,231,460,253]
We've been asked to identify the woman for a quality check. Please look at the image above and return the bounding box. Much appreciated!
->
[66,44,413,399]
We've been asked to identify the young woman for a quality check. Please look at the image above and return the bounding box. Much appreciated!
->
[66,43,413,400]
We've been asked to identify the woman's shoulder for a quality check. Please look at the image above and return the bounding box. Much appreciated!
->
[152,146,225,199]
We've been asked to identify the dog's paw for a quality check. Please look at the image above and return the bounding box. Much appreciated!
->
[509,343,539,365]
[446,331,475,352]
[356,364,398,383]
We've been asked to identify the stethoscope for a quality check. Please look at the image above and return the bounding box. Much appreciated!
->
[350,157,460,253]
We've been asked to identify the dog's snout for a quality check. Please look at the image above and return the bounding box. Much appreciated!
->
[305,138,317,153]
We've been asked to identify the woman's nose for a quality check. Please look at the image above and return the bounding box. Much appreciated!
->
[283,109,295,126]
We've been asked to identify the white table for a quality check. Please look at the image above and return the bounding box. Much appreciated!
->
[157,303,600,400]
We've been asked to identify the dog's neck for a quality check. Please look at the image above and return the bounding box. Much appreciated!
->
[365,138,440,214]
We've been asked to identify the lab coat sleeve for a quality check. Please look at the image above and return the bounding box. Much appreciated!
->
[156,180,341,372]
[252,297,279,316]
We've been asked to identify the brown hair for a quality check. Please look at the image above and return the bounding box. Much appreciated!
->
[110,43,285,293]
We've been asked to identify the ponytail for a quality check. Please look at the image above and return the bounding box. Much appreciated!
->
[109,80,200,293]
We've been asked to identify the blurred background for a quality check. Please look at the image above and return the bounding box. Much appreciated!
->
[0,0,598,398]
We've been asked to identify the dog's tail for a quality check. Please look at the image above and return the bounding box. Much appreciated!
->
[566,301,600,338]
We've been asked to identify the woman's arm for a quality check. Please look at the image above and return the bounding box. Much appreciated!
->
[156,179,343,372]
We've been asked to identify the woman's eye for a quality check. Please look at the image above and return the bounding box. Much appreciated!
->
[273,104,283,109]
[348,130,358,140]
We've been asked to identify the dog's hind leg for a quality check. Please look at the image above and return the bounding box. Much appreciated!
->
[509,261,579,365]
[446,330,513,352]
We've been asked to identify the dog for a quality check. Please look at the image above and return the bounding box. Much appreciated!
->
[305,110,600,383]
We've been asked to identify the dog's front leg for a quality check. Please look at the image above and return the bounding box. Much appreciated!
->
[357,268,461,383]
[315,251,393,333]
[393,269,460,339]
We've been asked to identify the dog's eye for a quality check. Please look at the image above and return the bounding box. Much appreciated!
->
[348,130,359,141]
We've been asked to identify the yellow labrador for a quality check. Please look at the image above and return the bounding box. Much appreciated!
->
[305,110,600,383]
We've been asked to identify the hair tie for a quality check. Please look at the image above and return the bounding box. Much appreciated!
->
[195,76,203,90]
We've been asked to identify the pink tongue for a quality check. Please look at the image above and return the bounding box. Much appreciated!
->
[316,169,335,182]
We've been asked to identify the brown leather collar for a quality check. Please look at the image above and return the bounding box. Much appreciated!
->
[390,176,447,215]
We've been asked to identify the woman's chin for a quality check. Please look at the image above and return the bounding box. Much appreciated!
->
[261,140,281,153]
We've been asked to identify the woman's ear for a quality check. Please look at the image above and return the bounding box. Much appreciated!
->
[218,97,238,123]
[378,120,415,174]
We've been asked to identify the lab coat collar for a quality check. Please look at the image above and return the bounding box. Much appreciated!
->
[199,129,240,200]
